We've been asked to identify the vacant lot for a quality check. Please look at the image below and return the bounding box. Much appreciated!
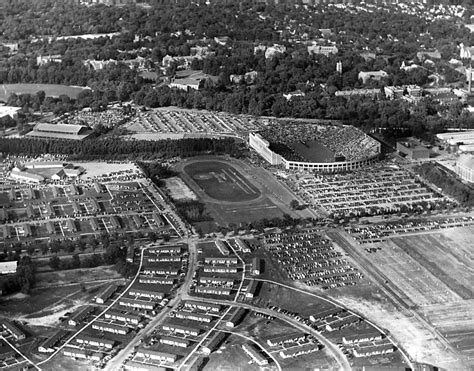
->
[339,226,474,366]
[0,83,89,101]
[184,160,260,202]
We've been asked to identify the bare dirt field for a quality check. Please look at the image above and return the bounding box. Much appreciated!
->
[77,161,141,179]
[330,226,474,369]
[165,176,199,201]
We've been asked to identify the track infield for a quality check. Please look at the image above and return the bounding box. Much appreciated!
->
[183,160,261,202]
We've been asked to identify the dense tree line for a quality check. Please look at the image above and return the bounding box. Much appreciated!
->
[0,256,35,295]
[137,161,177,180]
[415,163,474,207]
[0,137,244,160]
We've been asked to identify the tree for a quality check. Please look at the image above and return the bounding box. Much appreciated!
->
[49,255,60,270]
[290,199,300,210]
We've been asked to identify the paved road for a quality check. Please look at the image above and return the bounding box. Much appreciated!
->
[104,237,198,371]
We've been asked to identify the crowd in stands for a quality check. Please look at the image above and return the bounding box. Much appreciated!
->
[260,122,380,162]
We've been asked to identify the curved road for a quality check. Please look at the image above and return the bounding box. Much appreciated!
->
[179,294,351,371]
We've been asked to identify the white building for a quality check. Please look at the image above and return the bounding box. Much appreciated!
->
[456,154,474,183]
[10,169,44,184]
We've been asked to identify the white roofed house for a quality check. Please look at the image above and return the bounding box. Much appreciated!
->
[358,70,388,84]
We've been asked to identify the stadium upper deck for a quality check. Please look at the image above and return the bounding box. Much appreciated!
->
[250,122,380,172]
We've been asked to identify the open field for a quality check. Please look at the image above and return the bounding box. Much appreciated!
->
[330,226,474,368]
[184,160,260,202]
[36,266,124,287]
[0,84,89,101]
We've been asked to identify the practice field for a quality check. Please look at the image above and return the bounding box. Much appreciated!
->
[183,160,260,202]
[0,84,89,101]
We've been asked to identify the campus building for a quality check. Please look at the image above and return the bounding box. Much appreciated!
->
[396,138,430,160]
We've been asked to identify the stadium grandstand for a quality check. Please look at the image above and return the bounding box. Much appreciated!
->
[25,123,93,140]
[249,121,380,172]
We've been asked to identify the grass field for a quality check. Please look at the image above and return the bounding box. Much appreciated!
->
[184,160,260,202]
[0,84,89,101]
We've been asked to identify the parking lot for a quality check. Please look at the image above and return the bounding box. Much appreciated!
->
[262,229,362,290]
[282,164,452,218]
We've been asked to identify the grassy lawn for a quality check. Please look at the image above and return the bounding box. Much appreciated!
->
[0,83,88,101]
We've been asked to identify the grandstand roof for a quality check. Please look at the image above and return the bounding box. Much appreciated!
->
[35,123,87,134]
[26,123,92,140]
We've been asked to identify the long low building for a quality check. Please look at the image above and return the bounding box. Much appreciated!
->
[94,284,117,304]
[195,286,231,296]
[128,288,164,300]
[146,256,181,263]
[142,267,179,275]
[279,343,320,359]
[104,310,141,325]
[1,319,26,340]
[92,321,130,335]
[174,310,213,323]
[202,331,228,355]
[199,276,234,286]
[184,300,221,313]
[63,346,104,361]
[266,332,306,347]
[68,306,94,326]
[38,330,68,353]
[353,343,395,357]
[10,169,45,183]
[76,335,114,349]
[203,265,238,273]
[204,256,238,265]
[148,245,181,254]
[136,348,177,364]
[138,275,175,285]
[241,343,268,367]
[162,323,200,336]
[160,335,190,348]
[226,308,246,328]
[26,123,93,141]
[119,297,155,311]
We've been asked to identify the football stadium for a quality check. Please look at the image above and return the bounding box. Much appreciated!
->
[249,121,381,172]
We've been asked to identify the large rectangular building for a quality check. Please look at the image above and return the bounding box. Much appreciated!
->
[26,123,92,141]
